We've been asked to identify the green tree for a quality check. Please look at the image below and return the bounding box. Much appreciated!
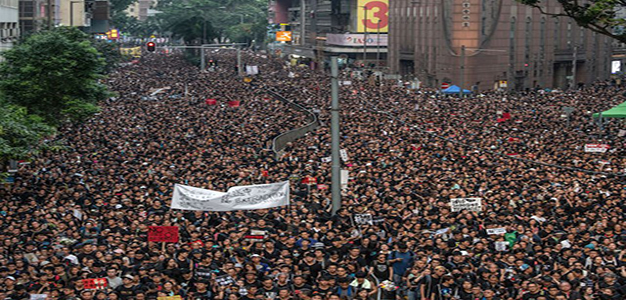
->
[517,0,626,43]
[0,101,54,160]
[154,0,267,45]
[0,27,107,125]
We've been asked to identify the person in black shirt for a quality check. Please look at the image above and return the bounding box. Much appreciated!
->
[298,252,323,282]
[260,276,279,299]
[187,279,212,300]
[370,254,391,282]
[115,275,137,300]
[290,275,312,300]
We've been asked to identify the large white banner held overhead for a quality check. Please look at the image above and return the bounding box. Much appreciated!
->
[171,181,290,211]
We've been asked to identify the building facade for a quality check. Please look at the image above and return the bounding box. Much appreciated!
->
[125,0,155,21]
[388,0,612,91]
[0,0,19,56]
[268,0,389,69]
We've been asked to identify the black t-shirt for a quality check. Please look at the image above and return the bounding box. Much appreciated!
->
[298,261,322,281]
[522,291,547,300]
[371,260,391,281]
[260,286,279,299]
[115,284,137,299]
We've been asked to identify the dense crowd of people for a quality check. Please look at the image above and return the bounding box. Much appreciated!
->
[0,49,624,300]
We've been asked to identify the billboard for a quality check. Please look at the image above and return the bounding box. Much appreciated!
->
[276,31,292,42]
[357,0,389,33]
[326,33,388,46]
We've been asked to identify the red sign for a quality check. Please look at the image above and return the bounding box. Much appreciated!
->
[502,112,511,120]
[301,177,317,185]
[228,100,240,107]
[441,83,450,89]
[205,98,217,105]
[317,184,329,190]
[148,226,179,243]
[83,278,108,290]
[508,137,520,143]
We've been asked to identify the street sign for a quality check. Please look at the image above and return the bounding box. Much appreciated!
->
[441,83,450,90]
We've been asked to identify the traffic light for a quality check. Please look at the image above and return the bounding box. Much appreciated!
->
[146,42,156,52]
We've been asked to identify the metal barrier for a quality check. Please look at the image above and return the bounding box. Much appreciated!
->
[268,90,320,158]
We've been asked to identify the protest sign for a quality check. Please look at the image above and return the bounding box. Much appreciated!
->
[205,98,217,105]
[148,226,179,243]
[171,181,289,211]
[301,176,317,185]
[317,184,329,190]
[340,149,349,162]
[245,229,267,241]
[584,144,610,153]
[83,278,108,290]
[450,198,483,212]
[354,214,373,225]
[495,241,509,251]
[158,297,182,300]
[30,295,47,300]
[228,100,241,108]
[215,275,236,286]
[486,228,507,235]
[321,156,332,163]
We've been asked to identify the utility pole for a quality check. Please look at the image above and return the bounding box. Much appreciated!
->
[571,45,578,90]
[363,6,368,69]
[330,56,341,215]
[460,45,465,97]
[200,47,206,70]
[300,0,306,45]
[237,47,243,76]
[47,0,53,29]
[376,20,381,67]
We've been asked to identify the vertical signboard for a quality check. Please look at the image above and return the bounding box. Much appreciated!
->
[357,0,389,33]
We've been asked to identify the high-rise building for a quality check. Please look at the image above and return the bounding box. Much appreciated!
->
[388,0,612,91]
[0,0,20,56]
[19,0,109,34]
[18,0,54,33]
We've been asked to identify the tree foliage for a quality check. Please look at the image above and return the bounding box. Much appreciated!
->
[0,27,107,126]
[0,101,54,160]
[154,0,267,45]
[517,0,626,43]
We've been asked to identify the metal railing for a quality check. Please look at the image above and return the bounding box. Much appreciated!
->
[268,90,319,158]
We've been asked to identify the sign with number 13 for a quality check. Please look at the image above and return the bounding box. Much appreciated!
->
[357,0,389,33]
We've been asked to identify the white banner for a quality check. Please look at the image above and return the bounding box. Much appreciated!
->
[171,182,290,211]
[486,228,507,235]
[450,198,483,212]
[584,144,610,153]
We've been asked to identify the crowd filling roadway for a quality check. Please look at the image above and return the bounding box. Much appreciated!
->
[0,51,624,300]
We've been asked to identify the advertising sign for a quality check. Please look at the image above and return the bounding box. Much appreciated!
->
[276,31,292,42]
[357,0,389,33]
[326,34,388,47]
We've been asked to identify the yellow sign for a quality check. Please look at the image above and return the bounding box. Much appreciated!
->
[276,31,292,42]
[107,29,119,40]
[157,297,181,300]
[243,77,252,83]
[120,47,142,58]
[357,0,389,33]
